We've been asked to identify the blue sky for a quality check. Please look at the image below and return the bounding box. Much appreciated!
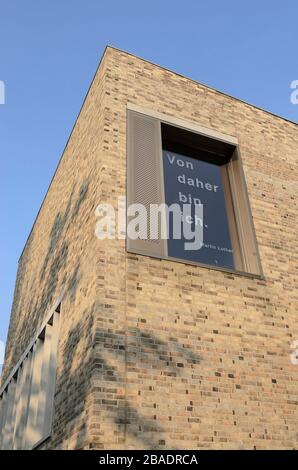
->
[0,0,297,364]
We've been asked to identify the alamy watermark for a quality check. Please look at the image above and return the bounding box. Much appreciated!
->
[290,80,298,104]
[0,80,5,104]
[95,196,204,251]
[0,340,5,366]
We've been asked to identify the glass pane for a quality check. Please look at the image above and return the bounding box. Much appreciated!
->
[163,150,234,269]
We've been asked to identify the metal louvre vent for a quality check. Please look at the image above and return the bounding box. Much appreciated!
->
[134,117,160,242]
[127,110,166,257]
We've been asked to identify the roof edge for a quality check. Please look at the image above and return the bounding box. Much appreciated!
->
[105,44,298,127]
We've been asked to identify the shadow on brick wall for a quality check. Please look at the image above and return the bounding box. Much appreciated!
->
[90,323,201,449]
[32,178,90,325]
[44,305,201,449]
[2,179,90,384]
[47,304,95,449]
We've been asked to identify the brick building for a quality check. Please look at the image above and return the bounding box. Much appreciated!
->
[0,46,297,450]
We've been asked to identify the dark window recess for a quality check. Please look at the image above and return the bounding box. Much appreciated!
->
[161,123,234,165]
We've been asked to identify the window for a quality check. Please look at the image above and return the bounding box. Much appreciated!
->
[126,106,262,277]
[0,303,61,450]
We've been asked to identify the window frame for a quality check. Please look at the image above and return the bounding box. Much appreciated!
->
[126,104,263,279]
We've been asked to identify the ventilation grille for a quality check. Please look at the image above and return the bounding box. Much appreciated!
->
[127,111,165,256]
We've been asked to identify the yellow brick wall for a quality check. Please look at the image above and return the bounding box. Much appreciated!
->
[2,49,110,449]
[2,47,298,449]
